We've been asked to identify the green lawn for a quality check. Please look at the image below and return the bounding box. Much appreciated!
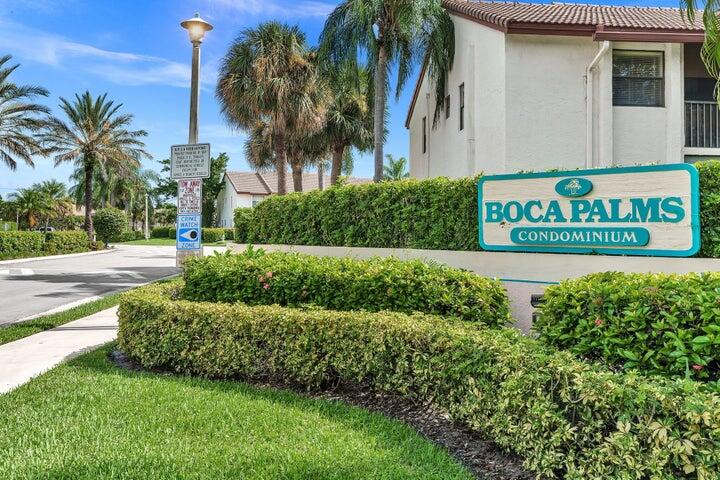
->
[0,294,122,346]
[117,238,229,246]
[0,345,472,480]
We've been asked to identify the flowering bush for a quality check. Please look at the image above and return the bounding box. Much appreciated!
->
[535,271,720,383]
[181,249,510,326]
[119,282,720,480]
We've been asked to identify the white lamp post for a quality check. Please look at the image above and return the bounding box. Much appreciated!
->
[180,13,213,144]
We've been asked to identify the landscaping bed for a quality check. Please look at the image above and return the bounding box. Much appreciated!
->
[118,281,720,479]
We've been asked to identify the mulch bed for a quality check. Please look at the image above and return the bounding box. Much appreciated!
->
[109,349,533,480]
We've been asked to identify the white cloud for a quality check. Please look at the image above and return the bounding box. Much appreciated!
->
[0,17,215,89]
[205,0,336,18]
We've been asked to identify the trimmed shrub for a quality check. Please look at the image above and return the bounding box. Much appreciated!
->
[119,282,720,480]
[233,207,253,243]
[110,229,144,243]
[696,160,720,258]
[151,226,170,238]
[249,177,478,250]
[239,165,720,257]
[168,227,176,239]
[43,231,89,255]
[93,208,127,245]
[223,228,234,242]
[535,272,720,382]
[0,231,44,260]
[202,228,225,243]
[182,250,510,326]
[90,240,105,251]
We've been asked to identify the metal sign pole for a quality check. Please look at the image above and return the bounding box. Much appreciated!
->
[175,14,213,267]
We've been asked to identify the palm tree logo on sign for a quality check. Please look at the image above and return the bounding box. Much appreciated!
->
[565,179,582,196]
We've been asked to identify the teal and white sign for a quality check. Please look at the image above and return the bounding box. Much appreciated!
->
[176,214,202,251]
[477,164,700,257]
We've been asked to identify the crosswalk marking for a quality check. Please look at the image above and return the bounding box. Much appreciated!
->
[0,268,34,276]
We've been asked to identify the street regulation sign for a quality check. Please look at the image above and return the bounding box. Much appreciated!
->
[178,179,202,214]
[170,143,210,179]
[176,214,202,251]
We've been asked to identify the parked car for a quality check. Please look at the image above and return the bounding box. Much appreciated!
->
[35,226,55,232]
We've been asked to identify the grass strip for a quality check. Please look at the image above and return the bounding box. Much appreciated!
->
[0,294,122,346]
[0,345,472,480]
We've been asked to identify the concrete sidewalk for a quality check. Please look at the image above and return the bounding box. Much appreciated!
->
[0,306,118,394]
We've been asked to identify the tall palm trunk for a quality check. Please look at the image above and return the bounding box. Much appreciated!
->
[330,143,344,185]
[83,161,94,241]
[291,159,303,192]
[273,122,288,195]
[317,162,324,191]
[373,40,388,183]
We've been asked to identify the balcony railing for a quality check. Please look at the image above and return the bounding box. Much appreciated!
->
[686,100,720,148]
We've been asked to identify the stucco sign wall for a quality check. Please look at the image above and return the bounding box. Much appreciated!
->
[477,165,700,257]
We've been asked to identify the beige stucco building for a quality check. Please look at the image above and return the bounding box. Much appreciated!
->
[407,1,717,178]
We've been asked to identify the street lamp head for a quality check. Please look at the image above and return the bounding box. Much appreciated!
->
[180,13,213,44]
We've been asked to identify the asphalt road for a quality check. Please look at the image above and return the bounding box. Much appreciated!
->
[0,245,185,326]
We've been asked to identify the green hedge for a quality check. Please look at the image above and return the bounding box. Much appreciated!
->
[119,282,720,480]
[696,161,720,258]
[110,229,144,243]
[0,231,44,260]
[44,231,89,255]
[0,230,91,260]
[202,228,225,243]
[223,228,234,241]
[168,227,176,239]
[151,226,170,238]
[247,177,478,250]
[182,250,509,326]
[535,272,720,383]
[233,208,253,243]
[237,163,720,257]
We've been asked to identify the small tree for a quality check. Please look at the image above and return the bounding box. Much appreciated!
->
[382,154,409,180]
[93,207,126,246]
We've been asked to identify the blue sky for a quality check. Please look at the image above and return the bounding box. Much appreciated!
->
[0,0,682,196]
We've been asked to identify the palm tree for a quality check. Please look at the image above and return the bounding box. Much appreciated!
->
[40,91,150,241]
[244,120,326,192]
[0,55,50,170]
[10,187,52,230]
[217,22,327,195]
[35,180,74,228]
[382,154,409,180]
[320,60,373,185]
[320,0,455,182]
[683,1,720,96]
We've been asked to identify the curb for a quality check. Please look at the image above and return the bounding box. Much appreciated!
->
[0,248,115,266]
